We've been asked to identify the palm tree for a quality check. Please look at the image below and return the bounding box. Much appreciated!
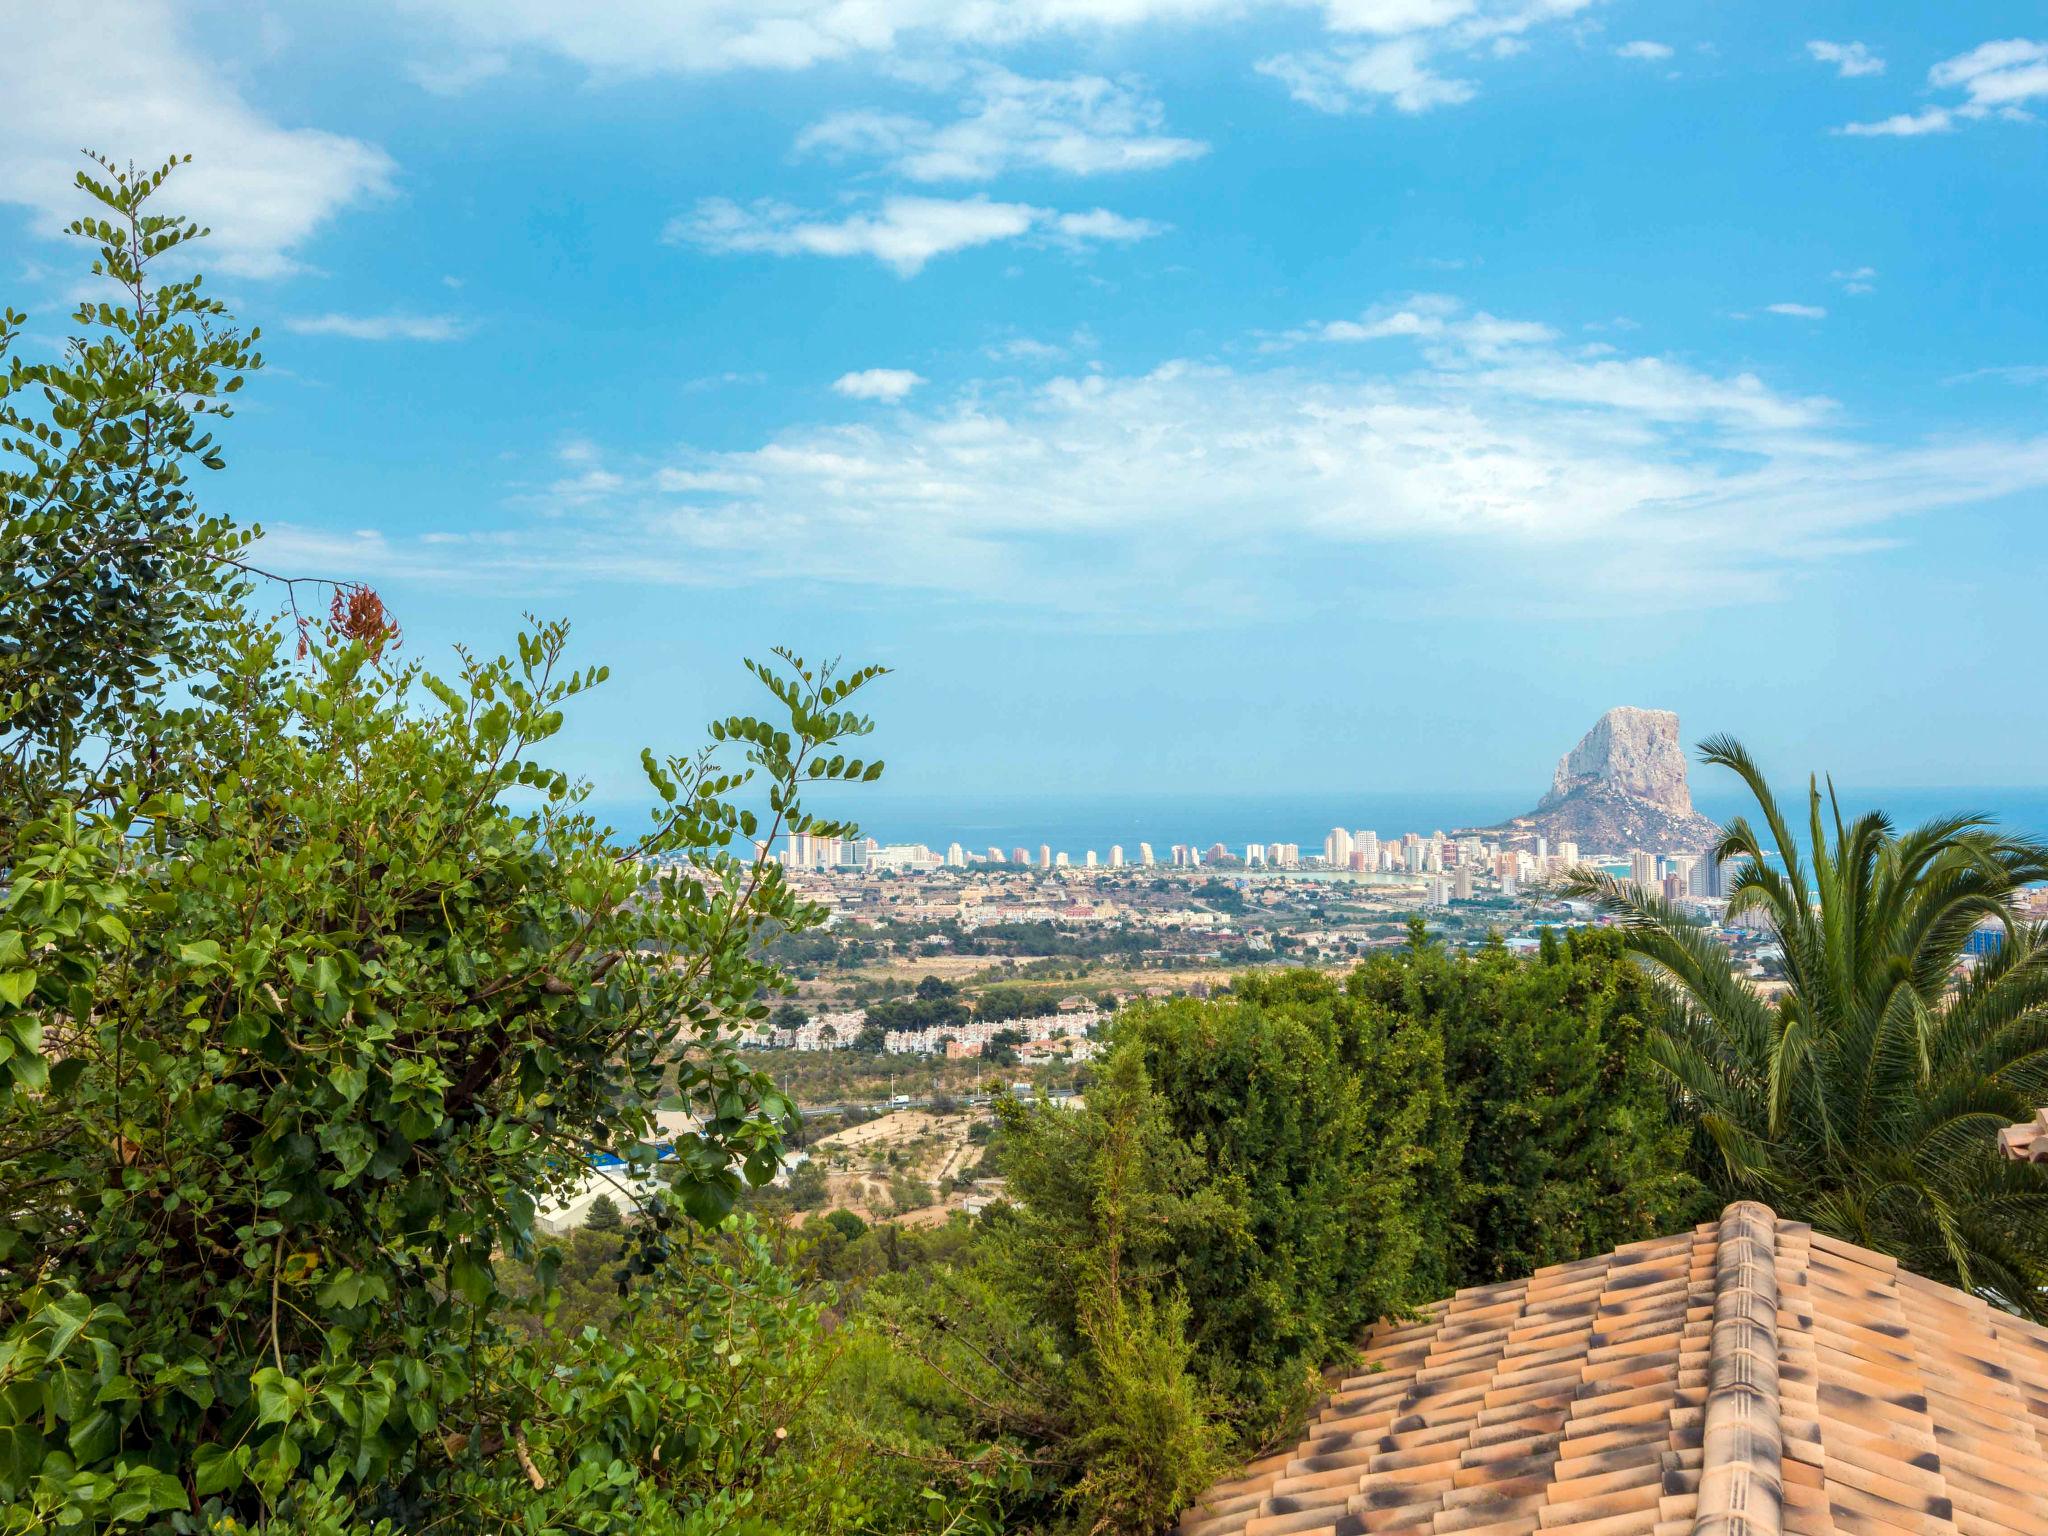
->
[1563,736,2048,1317]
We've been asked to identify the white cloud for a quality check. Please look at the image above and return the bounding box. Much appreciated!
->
[402,0,1579,77]
[1255,0,1596,114]
[1764,303,1827,320]
[797,68,1206,181]
[399,0,1589,120]
[1263,293,1458,348]
[1259,37,1476,114]
[1839,38,2048,137]
[665,194,1160,275]
[1322,0,1479,33]
[1944,364,2048,388]
[1831,266,1877,294]
[405,52,512,95]
[985,336,1070,362]
[1615,41,1674,62]
[401,0,1250,74]
[308,294,2048,619]
[833,368,927,401]
[1838,108,1953,138]
[1930,38,2048,111]
[1049,208,1163,243]
[2,3,393,278]
[1807,41,1884,78]
[283,312,471,341]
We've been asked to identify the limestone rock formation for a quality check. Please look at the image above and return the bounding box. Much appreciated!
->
[1482,707,1722,854]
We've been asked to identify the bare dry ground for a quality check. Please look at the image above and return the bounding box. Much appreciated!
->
[800,1108,988,1225]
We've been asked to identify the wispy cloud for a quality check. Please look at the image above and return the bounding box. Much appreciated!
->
[833,368,926,401]
[1944,364,2048,387]
[1931,38,2048,111]
[666,195,1162,276]
[402,0,1584,84]
[3,3,391,278]
[1615,41,1674,62]
[1258,37,1476,114]
[283,312,471,342]
[1256,0,1597,116]
[405,52,511,95]
[1831,266,1877,294]
[293,298,2048,619]
[1764,302,1827,320]
[1838,108,1953,138]
[1807,41,1884,78]
[1839,37,2048,136]
[798,68,1205,182]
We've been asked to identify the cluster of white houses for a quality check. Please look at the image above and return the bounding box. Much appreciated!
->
[882,1006,1102,1060]
[757,1001,1105,1060]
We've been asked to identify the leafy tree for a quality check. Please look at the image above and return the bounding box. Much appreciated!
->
[0,154,257,836]
[1349,924,1703,1286]
[1109,970,1458,1434]
[0,160,887,1532]
[788,1159,832,1211]
[886,1173,933,1215]
[823,1210,867,1243]
[1564,737,2048,1315]
[585,1195,626,1233]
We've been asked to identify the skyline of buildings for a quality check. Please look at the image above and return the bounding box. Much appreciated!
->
[771,825,1730,905]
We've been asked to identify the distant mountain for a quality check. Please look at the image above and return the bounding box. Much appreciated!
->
[1475,706,1723,855]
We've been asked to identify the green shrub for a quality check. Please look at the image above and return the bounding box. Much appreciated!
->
[0,159,886,1535]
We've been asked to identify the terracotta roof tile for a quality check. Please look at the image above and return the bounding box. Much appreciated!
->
[1177,1204,2048,1536]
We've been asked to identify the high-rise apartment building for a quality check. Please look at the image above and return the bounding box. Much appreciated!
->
[1110,844,1124,868]
[1454,866,1473,901]
[1139,842,1155,866]
[1556,841,1579,869]
[946,842,965,867]
[1325,827,1353,867]
[1630,850,1658,891]
[1039,844,1052,869]
[1084,850,1097,868]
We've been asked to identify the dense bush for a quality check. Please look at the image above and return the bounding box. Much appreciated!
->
[1351,922,1707,1287]
[0,160,886,1534]
[845,924,1704,1530]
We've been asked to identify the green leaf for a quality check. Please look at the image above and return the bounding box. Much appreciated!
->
[192,1442,243,1495]
[66,1407,118,1465]
[448,1252,494,1307]
[176,940,222,968]
[0,969,35,1007]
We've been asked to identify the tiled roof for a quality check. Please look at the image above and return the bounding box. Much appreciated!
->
[1998,1111,2048,1164]
[1176,1202,2048,1536]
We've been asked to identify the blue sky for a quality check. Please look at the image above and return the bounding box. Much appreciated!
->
[8,2,2048,809]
